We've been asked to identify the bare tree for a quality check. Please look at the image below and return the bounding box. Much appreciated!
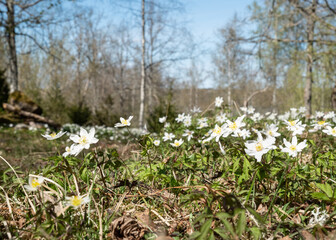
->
[0,0,64,93]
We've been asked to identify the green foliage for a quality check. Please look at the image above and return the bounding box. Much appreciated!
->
[68,103,91,125]
[146,99,178,133]
[42,84,68,123]
[90,95,119,126]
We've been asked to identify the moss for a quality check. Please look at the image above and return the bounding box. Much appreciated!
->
[8,90,43,114]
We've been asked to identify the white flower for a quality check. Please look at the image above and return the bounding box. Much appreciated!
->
[223,115,246,137]
[309,120,330,132]
[325,111,335,119]
[322,126,336,137]
[215,96,223,107]
[309,207,328,226]
[315,111,324,118]
[251,112,263,121]
[204,124,224,142]
[176,113,185,123]
[153,140,160,146]
[290,108,298,118]
[267,113,277,121]
[163,132,175,141]
[264,124,281,139]
[66,195,90,209]
[115,116,133,127]
[233,129,251,139]
[247,106,255,114]
[182,129,194,141]
[63,144,82,157]
[197,121,208,129]
[240,107,247,113]
[284,120,306,136]
[170,139,183,147]
[41,131,66,140]
[191,106,201,113]
[280,136,307,157]
[24,176,44,192]
[216,113,227,123]
[70,128,99,151]
[299,106,306,114]
[244,132,276,162]
[183,115,192,127]
[159,116,167,123]
[197,117,208,125]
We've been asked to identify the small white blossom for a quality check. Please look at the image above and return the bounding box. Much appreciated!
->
[170,138,183,147]
[163,132,175,141]
[182,129,194,141]
[41,131,66,140]
[153,140,160,146]
[245,132,276,162]
[159,116,167,123]
[280,136,307,157]
[115,116,133,127]
[176,113,185,123]
[322,126,336,137]
[215,96,224,107]
[69,127,99,154]
[24,176,45,192]
[66,195,90,209]
[284,120,306,136]
[216,113,227,123]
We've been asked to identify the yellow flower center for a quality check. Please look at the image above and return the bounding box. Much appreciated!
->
[213,127,222,135]
[174,142,180,147]
[255,143,263,152]
[332,129,336,135]
[71,196,82,207]
[31,179,40,188]
[229,122,237,130]
[289,121,295,126]
[50,132,56,138]
[79,136,88,145]
[318,121,325,125]
[122,119,128,125]
[268,130,273,136]
[290,145,296,151]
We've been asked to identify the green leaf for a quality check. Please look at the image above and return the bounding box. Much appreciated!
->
[245,206,264,225]
[198,219,212,239]
[311,192,331,201]
[316,183,333,198]
[249,227,262,240]
[214,228,229,239]
[189,231,201,239]
[236,209,246,236]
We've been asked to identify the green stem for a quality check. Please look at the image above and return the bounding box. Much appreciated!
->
[264,162,290,221]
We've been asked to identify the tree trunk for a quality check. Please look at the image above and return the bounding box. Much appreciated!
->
[5,0,19,93]
[304,0,316,118]
[139,0,146,128]
[332,84,336,110]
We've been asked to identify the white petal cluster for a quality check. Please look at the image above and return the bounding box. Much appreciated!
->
[24,176,45,192]
[284,119,306,136]
[115,116,133,127]
[215,96,223,107]
[41,130,66,140]
[280,136,307,157]
[244,132,276,162]
[64,128,99,156]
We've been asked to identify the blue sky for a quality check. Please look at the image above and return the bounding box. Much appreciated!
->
[185,0,254,44]
[80,0,256,87]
